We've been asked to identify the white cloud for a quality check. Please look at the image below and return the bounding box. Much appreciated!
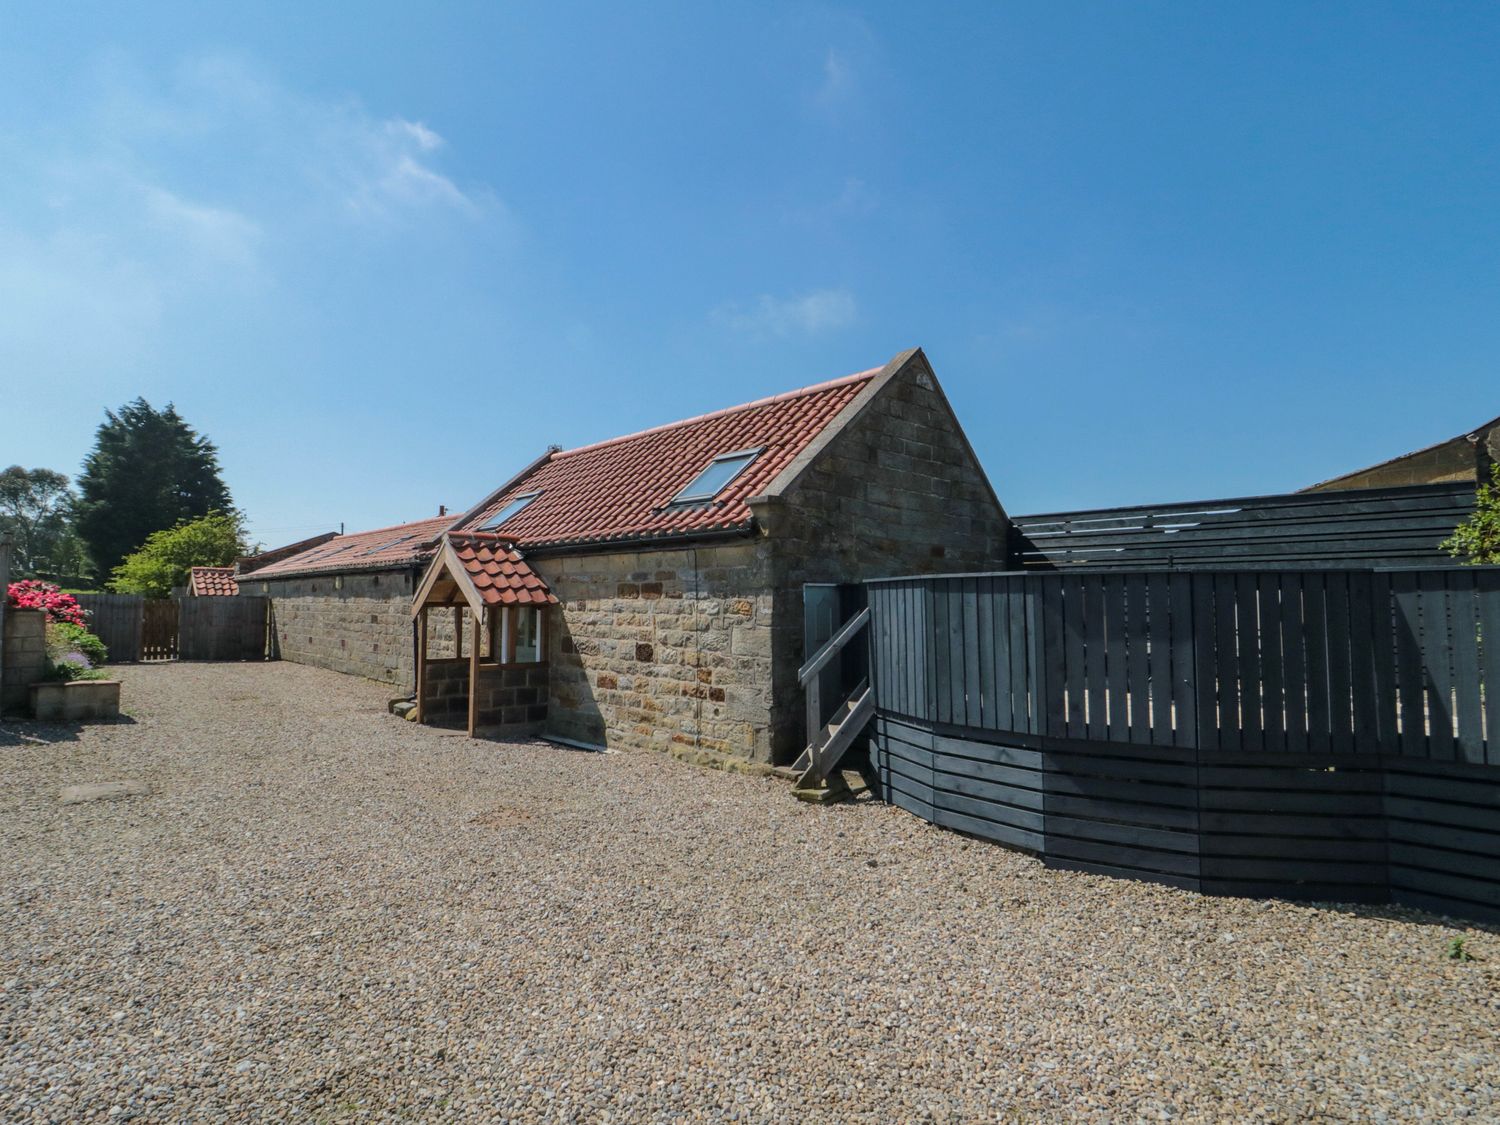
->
[342,116,482,219]
[714,288,858,338]
[141,185,261,267]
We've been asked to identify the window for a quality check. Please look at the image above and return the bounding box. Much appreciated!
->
[670,448,760,505]
[363,534,413,556]
[513,607,541,663]
[481,491,541,531]
[490,605,547,665]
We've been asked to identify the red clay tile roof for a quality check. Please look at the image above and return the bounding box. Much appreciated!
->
[247,515,455,579]
[447,532,557,606]
[188,566,239,596]
[457,367,879,549]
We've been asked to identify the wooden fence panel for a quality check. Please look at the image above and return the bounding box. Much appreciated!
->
[179,597,268,661]
[74,594,143,663]
[141,599,179,660]
[866,563,1500,922]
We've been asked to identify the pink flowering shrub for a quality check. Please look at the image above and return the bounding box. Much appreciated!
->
[6,580,89,627]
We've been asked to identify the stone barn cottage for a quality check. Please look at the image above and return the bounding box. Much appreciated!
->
[420,347,1007,763]
[249,348,1007,765]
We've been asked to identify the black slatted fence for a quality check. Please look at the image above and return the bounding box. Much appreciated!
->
[867,567,1500,921]
[1011,482,1476,571]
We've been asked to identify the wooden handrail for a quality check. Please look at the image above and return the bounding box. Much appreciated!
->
[797,606,870,686]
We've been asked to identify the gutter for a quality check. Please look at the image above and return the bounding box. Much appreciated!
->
[521,523,759,559]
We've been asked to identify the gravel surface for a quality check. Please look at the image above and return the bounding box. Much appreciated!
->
[2,662,1497,1123]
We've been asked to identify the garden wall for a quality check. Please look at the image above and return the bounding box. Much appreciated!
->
[1,608,45,716]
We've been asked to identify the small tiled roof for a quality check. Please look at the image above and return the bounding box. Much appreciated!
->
[456,366,880,549]
[248,515,455,579]
[189,566,239,596]
[448,533,557,606]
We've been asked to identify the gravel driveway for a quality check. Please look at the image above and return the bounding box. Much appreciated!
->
[2,663,1496,1122]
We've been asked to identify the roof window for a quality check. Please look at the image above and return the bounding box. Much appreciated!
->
[481,491,541,531]
[363,534,414,556]
[670,448,760,505]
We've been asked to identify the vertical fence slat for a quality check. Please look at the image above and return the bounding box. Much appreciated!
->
[1008,578,1029,733]
[1348,571,1379,755]
[1147,573,1172,744]
[1479,569,1500,766]
[1259,576,1285,752]
[1125,574,1150,743]
[989,579,1012,731]
[1325,574,1354,755]
[1369,572,1399,753]
[1392,571,1426,759]
[1303,576,1331,754]
[1420,571,1457,761]
[962,578,981,728]
[1450,572,1484,764]
[1063,576,1086,739]
[1235,574,1263,753]
[1213,575,1240,753]
[976,578,996,730]
[1104,576,1129,742]
[1038,575,1065,738]
[1281,573,1308,754]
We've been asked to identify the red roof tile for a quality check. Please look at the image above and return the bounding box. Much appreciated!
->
[447,532,557,606]
[457,366,878,548]
[248,515,454,579]
[188,566,239,596]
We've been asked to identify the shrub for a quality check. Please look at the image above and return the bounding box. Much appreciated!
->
[41,621,107,682]
[1442,464,1500,565]
[110,511,245,598]
[47,622,107,666]
[6,579,88,627]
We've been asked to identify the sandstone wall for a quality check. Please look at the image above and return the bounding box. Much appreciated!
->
[255,568,457,689]
[536,540,777,761]
[422,658,547,732]
[753,353,1011,761]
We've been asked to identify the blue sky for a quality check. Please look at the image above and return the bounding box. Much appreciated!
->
[2,3,1497,546]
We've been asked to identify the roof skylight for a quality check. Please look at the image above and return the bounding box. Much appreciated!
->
[670,448,761,505]
[481,491,541,531]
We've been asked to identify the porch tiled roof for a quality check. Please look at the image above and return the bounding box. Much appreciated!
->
[448,532,557,606]
[456,366,879,549]
[188,566,239,596]
[247,515,454,579]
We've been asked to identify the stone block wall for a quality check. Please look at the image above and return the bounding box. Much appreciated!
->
[255,567,460,689]
[421,658,547,732]
[2,608,46,715]
[536,540,778,761]
[752,353,1011,762]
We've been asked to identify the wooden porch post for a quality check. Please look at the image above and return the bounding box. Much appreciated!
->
[415,606,428,722]
[467,607,482,737]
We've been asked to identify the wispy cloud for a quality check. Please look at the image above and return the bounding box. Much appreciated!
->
[713,288,858,338]
[0,52,503,376]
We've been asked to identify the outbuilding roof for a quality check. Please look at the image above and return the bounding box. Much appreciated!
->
[448,532,556,606]
[453,364,883,549]
[246,515,455,580]
[188,566,239,596]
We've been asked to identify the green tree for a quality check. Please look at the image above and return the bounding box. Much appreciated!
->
[74,399,236,575]
[110,511,247,597]
[1442,464,1500,565]
[0,465,75,574]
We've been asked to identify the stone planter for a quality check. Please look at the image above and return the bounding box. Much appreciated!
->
[29,680,122,722]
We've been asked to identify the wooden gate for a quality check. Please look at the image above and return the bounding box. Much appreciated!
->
[142,599,180,661]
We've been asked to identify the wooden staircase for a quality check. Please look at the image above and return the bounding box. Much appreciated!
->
[793,606,873,794]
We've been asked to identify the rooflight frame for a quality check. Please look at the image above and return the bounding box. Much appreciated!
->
[668,447,763,506]
[480,491,542,531]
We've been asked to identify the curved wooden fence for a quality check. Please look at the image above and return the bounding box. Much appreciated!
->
[867,568,1500,922]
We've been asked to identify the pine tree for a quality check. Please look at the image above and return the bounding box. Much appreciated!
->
[73,399,237,576]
